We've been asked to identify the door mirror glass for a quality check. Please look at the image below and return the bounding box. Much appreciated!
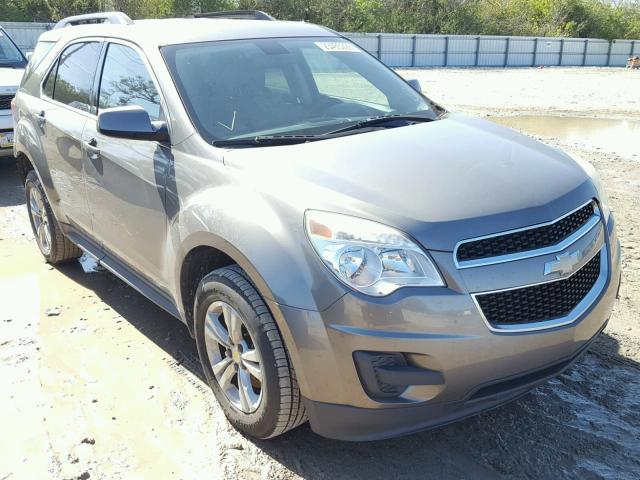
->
[97,105,169,142]
[407,79,422,93]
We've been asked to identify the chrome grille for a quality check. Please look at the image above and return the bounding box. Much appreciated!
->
[457,202,595,263]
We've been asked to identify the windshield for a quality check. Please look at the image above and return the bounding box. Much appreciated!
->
[0,29,27,68]
[162,37,438,143]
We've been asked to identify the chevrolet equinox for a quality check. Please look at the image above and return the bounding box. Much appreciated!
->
[13,11,621,441]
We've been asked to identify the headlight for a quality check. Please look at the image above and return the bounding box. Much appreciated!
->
[571,154,611,221]
[305,210,444,296]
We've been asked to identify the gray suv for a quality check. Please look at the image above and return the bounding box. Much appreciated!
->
[13,11,621,441]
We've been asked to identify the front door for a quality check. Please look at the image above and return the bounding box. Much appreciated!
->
[83,41,171,289]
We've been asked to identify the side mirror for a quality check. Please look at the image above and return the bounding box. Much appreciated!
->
[97,105,169,142]
[407,79,422,93]
[26,51,33,61]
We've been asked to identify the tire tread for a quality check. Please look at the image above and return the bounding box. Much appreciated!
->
[201,265,307,438]
[25,171,81,264]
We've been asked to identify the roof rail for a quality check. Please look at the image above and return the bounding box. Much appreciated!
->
[53,11,133,29]
[194,10,275,21]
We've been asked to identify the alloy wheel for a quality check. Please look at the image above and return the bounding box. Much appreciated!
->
[204,301,263,413]
[29,187,51,255]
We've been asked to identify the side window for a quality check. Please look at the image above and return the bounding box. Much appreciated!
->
[22,40,55,87]
[98,43,162,121]
[53,42,101,112]
[42,59,58,98]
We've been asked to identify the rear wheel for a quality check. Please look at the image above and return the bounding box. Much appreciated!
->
[194,265,306,439]
[25,170,81,264]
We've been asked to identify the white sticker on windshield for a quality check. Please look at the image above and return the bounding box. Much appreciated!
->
[315,42,360,53]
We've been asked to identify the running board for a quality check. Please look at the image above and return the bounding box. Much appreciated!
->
[63,225,181,320]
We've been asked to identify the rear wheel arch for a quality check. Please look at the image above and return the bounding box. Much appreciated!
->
[15,151,35,186]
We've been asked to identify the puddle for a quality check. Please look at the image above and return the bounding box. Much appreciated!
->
[492,115,640,159]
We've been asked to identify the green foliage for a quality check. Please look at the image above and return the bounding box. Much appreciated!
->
[1,0,639,39]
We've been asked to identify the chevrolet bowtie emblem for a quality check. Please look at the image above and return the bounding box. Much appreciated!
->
[544,250,582,276]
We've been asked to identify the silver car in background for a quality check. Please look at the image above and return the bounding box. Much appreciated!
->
[0,26,28,157]
[13,11,621,441]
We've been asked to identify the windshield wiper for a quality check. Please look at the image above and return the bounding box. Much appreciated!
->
[213,135,326,148]
[328,114,434,135]
[212,115,436,147]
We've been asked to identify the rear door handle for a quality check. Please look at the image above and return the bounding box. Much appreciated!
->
[36,110,46,128]
[85,138,101,161]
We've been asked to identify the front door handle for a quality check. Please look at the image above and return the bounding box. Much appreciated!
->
[85,138,101,161]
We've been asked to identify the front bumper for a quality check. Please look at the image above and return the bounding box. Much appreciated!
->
[304,320,607,441]
[269,213,621,441]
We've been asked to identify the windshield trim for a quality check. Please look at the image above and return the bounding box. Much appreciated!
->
[0,28,28,68]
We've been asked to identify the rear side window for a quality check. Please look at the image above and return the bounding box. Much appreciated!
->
[98,43,162,121]
[21,40,55,88]
[42,59,58,98]
[27,41,55,71]
[53,42,101,112]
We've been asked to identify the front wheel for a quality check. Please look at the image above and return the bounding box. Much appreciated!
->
[25,170,81,264]
[194,265,306,439]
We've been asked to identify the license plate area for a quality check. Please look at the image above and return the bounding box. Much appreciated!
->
[0,131,14,148]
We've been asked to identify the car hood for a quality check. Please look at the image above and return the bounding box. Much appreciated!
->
[223,113,596,251]
[0,67,24,93]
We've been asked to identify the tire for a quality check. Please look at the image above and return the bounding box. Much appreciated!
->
[194,265,307,439]
[25,170,82,264]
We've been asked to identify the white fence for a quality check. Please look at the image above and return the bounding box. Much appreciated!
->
[1,22,53,51]
[2,21,639,68]
[347,33,640,67]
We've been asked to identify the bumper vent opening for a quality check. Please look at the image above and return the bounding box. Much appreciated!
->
[353,351,444,399]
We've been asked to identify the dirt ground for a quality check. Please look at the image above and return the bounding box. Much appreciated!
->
[397,66,640,119]
[1,67,639,480]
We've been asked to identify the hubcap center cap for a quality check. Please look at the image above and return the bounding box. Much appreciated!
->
[231,349,241,363]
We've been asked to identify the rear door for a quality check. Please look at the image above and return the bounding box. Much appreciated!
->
[83,41,172,289]
[39,41,102,234]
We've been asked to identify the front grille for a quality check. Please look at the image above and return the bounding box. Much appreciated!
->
[0,94,14,110]
[475,252,601,326]
[457,202,595,263]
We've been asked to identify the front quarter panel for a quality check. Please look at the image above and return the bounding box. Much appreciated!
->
[168,141,349,315]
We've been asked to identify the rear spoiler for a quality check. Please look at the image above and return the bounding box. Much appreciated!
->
[53,11,133,29]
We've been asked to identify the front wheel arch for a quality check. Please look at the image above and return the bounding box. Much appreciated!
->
[176,233,279,336]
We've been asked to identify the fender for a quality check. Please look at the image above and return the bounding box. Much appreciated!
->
[169,183,349,316]
[173,229,278,318]
[14,107,68,222]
